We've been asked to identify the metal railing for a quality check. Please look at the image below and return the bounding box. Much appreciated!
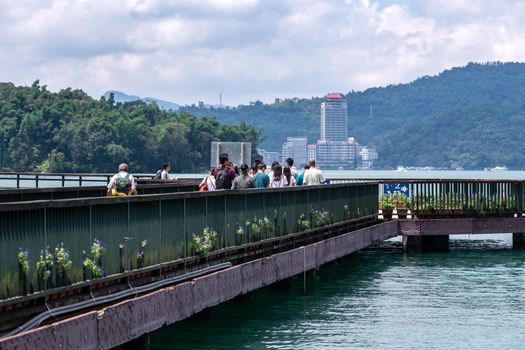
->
[0,171,170,189]
[0,182,199,203]
[0,182,378,302]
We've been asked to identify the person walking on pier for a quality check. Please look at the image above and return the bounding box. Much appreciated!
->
[283,166,295,187]
[270,164,288,188]
[212,153,236,190]
[232,164,256,189]
[285,158,298,178]
[155,162,171,180]
[107,163,137,196]
[253,163,270,188]
[303,160,325,186]
[295,165,309,186]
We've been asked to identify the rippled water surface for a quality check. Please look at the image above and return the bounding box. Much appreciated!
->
[151,235,525,349]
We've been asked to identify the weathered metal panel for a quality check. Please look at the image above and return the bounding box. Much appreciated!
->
[290,248,305,275]
[192,272,220,313]
[97,290,167,349]
[215,265,243,303]
[165,282,194,324]
[0,311,98,350]
[261,256,277,286]
[274,251,293,280]
[240,260,263,293]
[313,242,326,268]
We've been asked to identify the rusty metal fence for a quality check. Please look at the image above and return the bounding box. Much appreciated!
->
[0,183,378,302]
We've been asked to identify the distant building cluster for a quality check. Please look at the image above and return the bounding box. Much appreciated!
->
[258,93,378,170]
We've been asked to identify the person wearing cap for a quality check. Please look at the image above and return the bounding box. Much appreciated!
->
[107,163,138,196]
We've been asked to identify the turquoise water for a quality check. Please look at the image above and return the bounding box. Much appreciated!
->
[150,235,525,349]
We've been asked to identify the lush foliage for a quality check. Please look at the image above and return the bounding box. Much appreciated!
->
[54,243,72,271]
[183,62,525,169]
[17,248,30,275]
[36,247,53,284]
[82,238,107,278]
[380,193,410,209]
[0,82,261,172]
[192,227,218,256]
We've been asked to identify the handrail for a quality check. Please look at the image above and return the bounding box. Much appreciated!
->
[0,181,379,304]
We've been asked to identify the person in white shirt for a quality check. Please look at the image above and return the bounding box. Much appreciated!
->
[283,166,295,187]
[107,163,138,196]
[161,163,171,180]
[303,160,325,186]
[270,165,288,188]
[267,160,280,181]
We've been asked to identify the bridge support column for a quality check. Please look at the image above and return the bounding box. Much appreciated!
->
[122,332,150,350]
[512,233,525,249]
[403,235,449,253]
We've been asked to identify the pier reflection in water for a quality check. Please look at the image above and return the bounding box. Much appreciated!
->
[151,234,525,350]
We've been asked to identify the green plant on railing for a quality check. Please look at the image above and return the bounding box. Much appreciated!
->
[261,216,274,236]
[36,247,53,289]
[83,256,103,279]
[273,209,279,235]
[381,193,409,209]
[53,243,72,287]
[250,219,262,241]
[343,204,351,220]
[82,238,107,279]
[311,209,331,228]
[18,248,30,276]
[18,248,30,295]
[136,239,147,269]
[297,214,310,231]
[118,243,125,273]
[246,217,275,241]
[236,226,244,245]
[192,227,218,257]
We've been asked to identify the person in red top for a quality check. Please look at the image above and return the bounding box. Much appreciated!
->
[212,153,236,189]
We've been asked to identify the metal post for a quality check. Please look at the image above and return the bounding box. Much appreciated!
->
[35,174,39,188]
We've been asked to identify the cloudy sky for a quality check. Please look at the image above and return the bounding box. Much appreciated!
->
[1,0,525,105]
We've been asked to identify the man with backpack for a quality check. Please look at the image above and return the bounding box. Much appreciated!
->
[155,163,171,180]
[212,153,236,190]
[107,163,138,196]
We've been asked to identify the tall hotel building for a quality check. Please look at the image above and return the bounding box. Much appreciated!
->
[315,93,356,169]
[320,93,347,141]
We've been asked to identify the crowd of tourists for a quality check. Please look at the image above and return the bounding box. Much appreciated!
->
[106,153,326,196]
[198,153,326,191]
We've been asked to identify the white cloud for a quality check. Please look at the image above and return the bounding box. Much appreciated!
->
[0,0,524,105]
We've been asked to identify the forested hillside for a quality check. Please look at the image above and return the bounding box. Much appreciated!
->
[0,82,260,172]
[183,62,525,169]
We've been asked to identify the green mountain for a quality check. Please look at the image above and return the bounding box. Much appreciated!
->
[103,90,180,111]
[0,82,260,173]
[182,62,525,169]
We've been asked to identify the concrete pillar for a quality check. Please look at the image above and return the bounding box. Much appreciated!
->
[403,235,449,253]
[513,233,525,249]
[122,333,150,350]
[403,236,422,254]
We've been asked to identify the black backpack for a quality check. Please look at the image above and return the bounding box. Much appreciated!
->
[154,169,162,180]
[215,168,231,189]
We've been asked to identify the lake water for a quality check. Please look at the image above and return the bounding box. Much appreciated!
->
[150,234,525,349]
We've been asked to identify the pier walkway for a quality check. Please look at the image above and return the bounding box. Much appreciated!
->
[0,176,524,349]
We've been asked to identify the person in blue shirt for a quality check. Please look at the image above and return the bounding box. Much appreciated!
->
[253,163,270,188]
[295,165,310,186]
